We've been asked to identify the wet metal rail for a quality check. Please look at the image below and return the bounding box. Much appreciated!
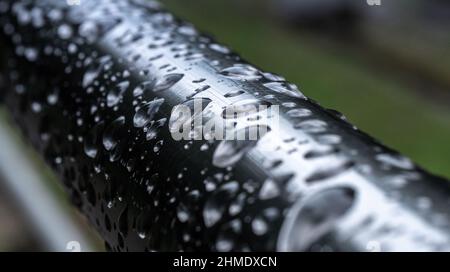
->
[0,0,450,252]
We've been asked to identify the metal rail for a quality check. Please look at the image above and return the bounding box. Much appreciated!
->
[0,0,449,252]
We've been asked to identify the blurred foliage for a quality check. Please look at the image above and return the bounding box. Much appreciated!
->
[163,0,450,177]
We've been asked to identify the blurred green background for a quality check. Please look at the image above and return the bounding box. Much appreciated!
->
[0,0,449,251]
[163,0,450,178]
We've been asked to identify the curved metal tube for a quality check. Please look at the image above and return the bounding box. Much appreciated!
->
[0,0,449,251]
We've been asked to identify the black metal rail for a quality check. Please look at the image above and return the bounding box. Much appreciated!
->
[0,0,450,252]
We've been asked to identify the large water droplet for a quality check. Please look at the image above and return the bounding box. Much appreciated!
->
[316,134,342,145]
[263,82,305,99]
[305,160,354,183]
[216,235,234,252]
[229,193,246,216]
[84,121,105,158]
[103,116,126,151]
[177,204,190,223]
[259,179,280,200]
[153,140,164,153]
[262,72,285,82]
[83,67,101,88]
[133,80,153,97]
[278,187,356,251]
[294,119,328,133]
[79,21,99,43]
[210,43,231,54]
[252,217,269,236]
[31,102,42,113]
[224,90,245,98]
[24,47,38,62]
[287,108,311,118]
[376,153,414,170]
[146,118,167,141]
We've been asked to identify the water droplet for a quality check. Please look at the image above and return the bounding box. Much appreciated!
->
[133,98,164,128]
[54,157,62,164]
[222,99,272,119]
[31,102,42,113]
[153,140,164,153]
[229,193,245,216]
[107,81,130,107]
[263,82,305,98]
[376,153,414,170]
[82,67,101,88]
[57,24,73,39]
[208,43,230,54]
[15,84,25,95]
[304,146,339,159]
[252,217,268,236]
[186,85,210,99]
[153,73,184,92]
[103,116,126,151]
[79,21,99,43]
[68,43,77,54]
[294,119,328,133]
[305,160,354,183]
[224,90,245,98]
[204,178,217,192]
[84,121,104,158]
[287,108,311,118]
[177,204,190,223]
[259,179,280,200]
[282,102,296,108]
[193,78,206,83]
[178,25,198,36]
[47,91,59,105]
[220,64,261,81]
[136,210,152,240]
[278,187,355,251]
